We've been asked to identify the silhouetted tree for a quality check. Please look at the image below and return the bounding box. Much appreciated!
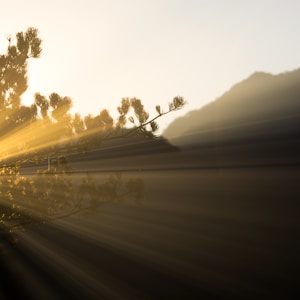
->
[0,28,186,241]
[0,28,41,129]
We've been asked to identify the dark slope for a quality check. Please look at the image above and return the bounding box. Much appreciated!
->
[20,132,179,174]
[163,68,300,148]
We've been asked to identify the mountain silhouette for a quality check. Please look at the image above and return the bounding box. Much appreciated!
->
[163,68,300,149]
[65,68,300,171]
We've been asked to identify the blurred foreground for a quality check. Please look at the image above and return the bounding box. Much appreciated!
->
[1,140,299,300]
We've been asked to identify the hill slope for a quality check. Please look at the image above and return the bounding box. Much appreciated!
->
[163,68,300,147]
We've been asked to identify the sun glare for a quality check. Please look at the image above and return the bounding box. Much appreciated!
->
[21,88,35,107]
[22,60,47,106]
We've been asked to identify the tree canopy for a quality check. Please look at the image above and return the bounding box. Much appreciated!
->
[0,27,186,239]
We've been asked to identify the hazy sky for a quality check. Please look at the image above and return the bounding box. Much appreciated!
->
[1,0,300,133]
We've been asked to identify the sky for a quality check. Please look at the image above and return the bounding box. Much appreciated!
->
[1,0,300,133]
